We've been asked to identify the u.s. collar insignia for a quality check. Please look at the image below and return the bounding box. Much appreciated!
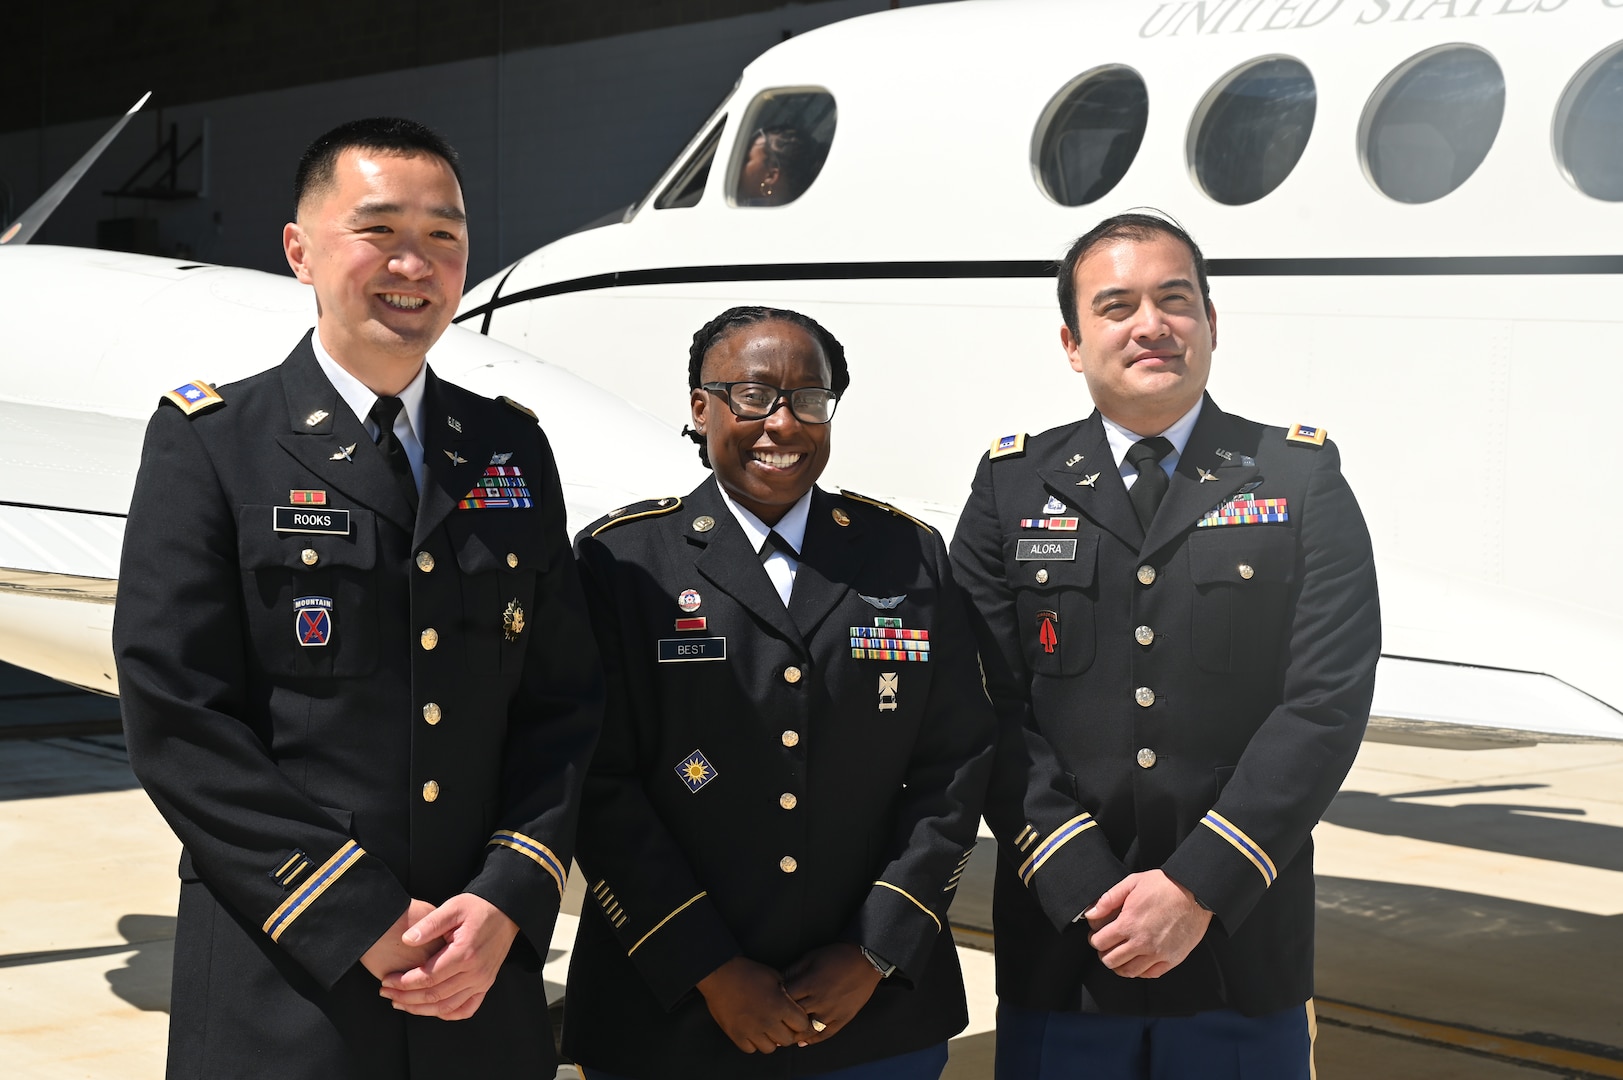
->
[502,599,525,642]
[859,593,906,610]
[447,415,462,433]
[676,750,718,793]
[304,409,329,427]
[1064,453,1084,468]
[294,596,333,647]
[1076,472,1100,488]
[330,443,356,462]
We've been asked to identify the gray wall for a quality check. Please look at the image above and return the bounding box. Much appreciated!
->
[0,0,932,281]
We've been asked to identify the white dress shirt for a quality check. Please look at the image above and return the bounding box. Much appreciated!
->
[717,486,813,607]
[310,331,428,491]
[1100,397,1204,491]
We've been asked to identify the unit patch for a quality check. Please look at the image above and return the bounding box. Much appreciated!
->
[1015,538,1078,561]
[850,625,930,662]
[294,596,333,647]
[1198,497,1289,526]
[274,507,351,535]
[659,637,726,662]
[676,750,718,793]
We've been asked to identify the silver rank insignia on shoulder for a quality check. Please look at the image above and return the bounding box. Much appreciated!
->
[859,593,906,610]
[878,672,898,712]
[490,452,512,465]
[1198,468,1219,483]
[304,409,329,427]
[447,415,462,433]
[676,750,718,793]
[330,443,356,462]
[444,450,468,465]
[1076,472,1100,488]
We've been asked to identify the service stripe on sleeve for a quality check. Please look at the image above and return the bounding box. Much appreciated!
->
[263,840,363,941]
[488,830,567,898]
[873,880,943,933]
[1201,811,1277,886]
[627,891,708,956]
[1017,813,1098,886]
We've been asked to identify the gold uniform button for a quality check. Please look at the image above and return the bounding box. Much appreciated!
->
[506,552,519,568]
[423,702,442,726]
[415,551,435,573]
[779,856,798,874]
[1137,565,1157,586]
[781,730,800,748]
[420,628,439,651]
[779,793,798,810]
[783,666,803,684]
[422,780,441,802]
[1137,748,1158,769]
[1135,686,1156,707]
[1135,625,1155,646]
[301,548,319,566]
[1238,563,1255,580]
[1035,568,1049,584]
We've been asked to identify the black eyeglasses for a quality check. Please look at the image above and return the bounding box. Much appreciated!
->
[701,381,840,424]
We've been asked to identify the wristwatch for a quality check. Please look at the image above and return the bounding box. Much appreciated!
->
[859,946,897,979]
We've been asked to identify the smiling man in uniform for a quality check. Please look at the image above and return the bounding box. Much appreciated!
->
[114,117,601,1079]
[950,213,1380,1079]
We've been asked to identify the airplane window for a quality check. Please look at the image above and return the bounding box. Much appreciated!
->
[1361,45,1504,204]
[728,88,836,207]
[1190,57,1316,206]
[1033,67,1149,207]
[655,118,725,210]
[1556,41,1623,201]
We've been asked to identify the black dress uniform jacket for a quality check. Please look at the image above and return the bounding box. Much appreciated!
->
[949,395,1379,1018]
[563,479,994,1078]
[113,334,602,1079]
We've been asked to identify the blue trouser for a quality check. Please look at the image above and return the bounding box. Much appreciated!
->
[996,1002,1314,1079]
[578,1040,949,1080]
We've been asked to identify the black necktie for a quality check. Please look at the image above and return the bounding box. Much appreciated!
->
[759,530,800,564]
[1125,436,1174,532]
[368,396,419,515]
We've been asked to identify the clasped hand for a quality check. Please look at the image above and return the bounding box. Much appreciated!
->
[697,944,882,1054]
[363,893,520,1021]
[1084,869,1212,980]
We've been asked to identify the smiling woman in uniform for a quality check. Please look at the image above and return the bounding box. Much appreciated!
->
[563,306,994,1080]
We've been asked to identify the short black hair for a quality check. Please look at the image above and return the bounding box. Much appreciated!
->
[682,305,849,469]
[1057,211,1211,337]
[294,117,462,215]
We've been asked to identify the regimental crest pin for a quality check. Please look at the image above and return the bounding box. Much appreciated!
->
[294,596,333,647]
[859,593,906,610]
[502,599,526,642]
[676,749,718,793]
[878,671,899,712]
[1036,609,1059,654]
[1042,496,1067,514]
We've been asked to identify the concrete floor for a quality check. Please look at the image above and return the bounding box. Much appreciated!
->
[3,662,1620,1079]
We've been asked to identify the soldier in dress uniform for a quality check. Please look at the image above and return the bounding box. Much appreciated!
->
[113,118,601,1079]
[564,306,994,1079]
[949,214,1380,1078]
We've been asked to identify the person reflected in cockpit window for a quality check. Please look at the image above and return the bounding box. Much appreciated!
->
[737,127,818,206]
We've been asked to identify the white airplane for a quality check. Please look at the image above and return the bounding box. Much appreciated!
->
[454,0,1623,746]
[0,100,703,695]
